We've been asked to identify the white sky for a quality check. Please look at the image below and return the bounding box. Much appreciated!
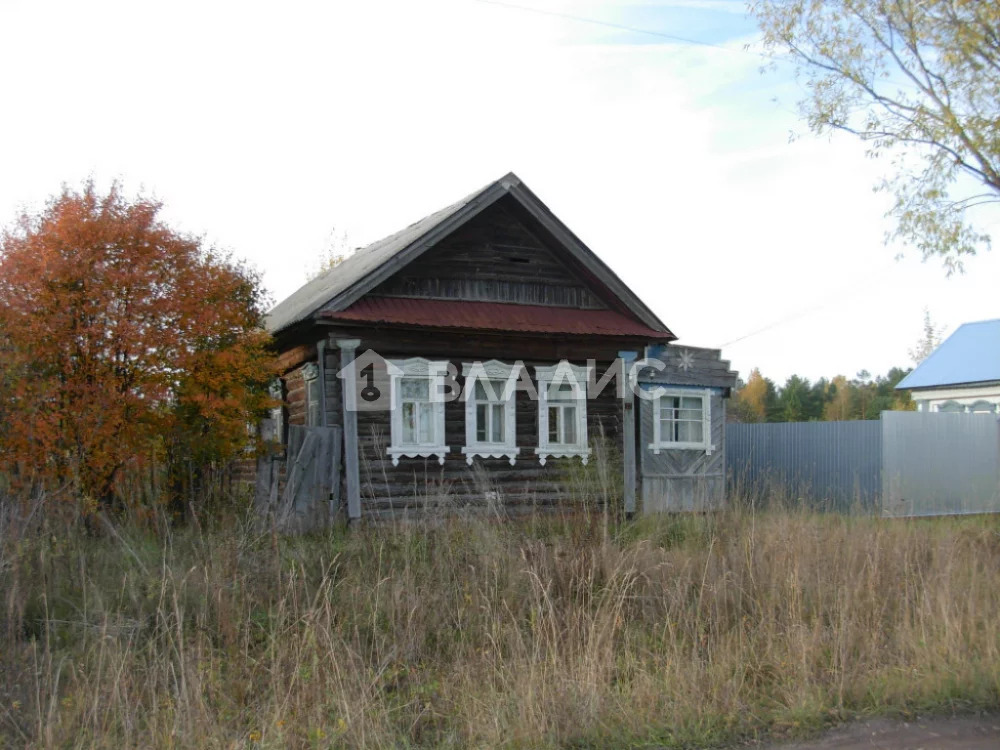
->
[1,0,997,383]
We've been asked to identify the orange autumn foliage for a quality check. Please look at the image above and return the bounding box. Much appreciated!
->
[0,181,275,505]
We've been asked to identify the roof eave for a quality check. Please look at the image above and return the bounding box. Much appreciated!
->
[898,379,1000,392]
[318,316,675,341]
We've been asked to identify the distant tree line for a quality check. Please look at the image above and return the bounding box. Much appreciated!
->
[730,367,914,423]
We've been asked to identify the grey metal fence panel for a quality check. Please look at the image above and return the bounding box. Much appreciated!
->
[726,421,881,511]
[881,411,1000,517]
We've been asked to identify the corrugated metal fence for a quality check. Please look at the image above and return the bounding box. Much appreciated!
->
[727,420,881,512]
[727,412,1000,516]
[882,411,1000,517]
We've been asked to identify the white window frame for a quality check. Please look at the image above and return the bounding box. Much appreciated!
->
[386,357,450,466]
[303,362,321,427]
[534,361,590,465]
[268,378,285,444]
[461,360,521,465]
[650,388,714,455]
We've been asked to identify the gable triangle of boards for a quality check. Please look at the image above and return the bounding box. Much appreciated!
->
[266,172,672,338]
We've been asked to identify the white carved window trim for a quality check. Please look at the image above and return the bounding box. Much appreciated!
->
[650,388,714,455]
[969,400,997,414]
[936,399,965,413]
[268,378,285,444]
[387,357,450,466]
[303,362,321,427]
[534,361,591,466]
[461,360,521,465]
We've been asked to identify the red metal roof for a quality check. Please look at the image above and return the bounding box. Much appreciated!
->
[323,297,674,339]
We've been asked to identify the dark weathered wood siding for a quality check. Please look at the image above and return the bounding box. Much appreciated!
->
[325,326,632,516]
[355,361,623,515]
[370,201,607,309]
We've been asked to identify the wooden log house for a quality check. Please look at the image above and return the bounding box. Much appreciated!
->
[263,173,736,522]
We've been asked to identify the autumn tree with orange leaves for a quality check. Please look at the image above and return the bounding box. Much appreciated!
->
[0,182,274,511]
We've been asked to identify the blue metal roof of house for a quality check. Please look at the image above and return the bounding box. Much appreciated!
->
[896,318,1000,390]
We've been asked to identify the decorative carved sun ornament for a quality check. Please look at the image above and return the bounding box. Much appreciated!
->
[678,349,695,372]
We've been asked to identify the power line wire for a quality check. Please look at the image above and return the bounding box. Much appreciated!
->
[717,263,899,349]
[469,0,749,54]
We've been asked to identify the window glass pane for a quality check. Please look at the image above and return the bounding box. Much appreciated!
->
[678,420,703,443]
[401,378,429,401]
[476,403,487,442]
[402,402,416,443]
[680,396,702,410]
[491,403,504,442]
[473,378,506,402]
[548,406,560,443]
[563,406,577,445]
[418,402,435,443]
[548,381,576,401]
[488,379,505,401]
[678,409,703,421]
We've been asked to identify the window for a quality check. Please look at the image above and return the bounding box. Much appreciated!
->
[268,378,285,444]
[535,362,590,465]
[387,358,449,466]
[303,362,321,427]
[651,389,714,454]
[937,400,965,413]
[462,360,521,465]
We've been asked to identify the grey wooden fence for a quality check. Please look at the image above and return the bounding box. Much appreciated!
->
[256,422,343,530]
[726,412,1000,516]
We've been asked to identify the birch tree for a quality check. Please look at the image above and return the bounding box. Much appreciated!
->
[751,0,1000,271]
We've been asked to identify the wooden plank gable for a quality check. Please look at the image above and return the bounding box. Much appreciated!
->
[369,197,608,310]
[268,173,674,339]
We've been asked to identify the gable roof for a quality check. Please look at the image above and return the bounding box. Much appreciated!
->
[265,172,673,338]
[896,318,1000,390]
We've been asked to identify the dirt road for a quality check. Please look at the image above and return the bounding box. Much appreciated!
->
[764,716,1000,749]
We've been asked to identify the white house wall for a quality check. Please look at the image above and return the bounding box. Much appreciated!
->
[911,384,1000,413]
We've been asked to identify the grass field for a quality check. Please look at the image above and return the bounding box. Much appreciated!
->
[1,499,998,748]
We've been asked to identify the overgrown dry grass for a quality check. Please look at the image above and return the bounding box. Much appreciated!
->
[1,498,998,749]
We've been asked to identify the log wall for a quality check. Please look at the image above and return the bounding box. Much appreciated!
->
[322,326,639,517]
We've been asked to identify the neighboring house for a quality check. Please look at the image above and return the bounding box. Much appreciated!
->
[264,172,736,521]
[896,318,1000,413]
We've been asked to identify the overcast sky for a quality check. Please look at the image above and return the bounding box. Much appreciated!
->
[1,0,997,383]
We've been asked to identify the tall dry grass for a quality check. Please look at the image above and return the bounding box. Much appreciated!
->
[1,496,998,748]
